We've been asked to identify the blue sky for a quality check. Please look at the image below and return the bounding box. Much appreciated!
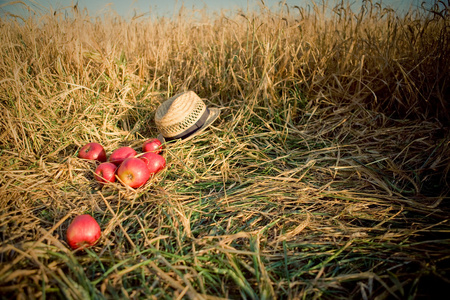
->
[0,0,437,19]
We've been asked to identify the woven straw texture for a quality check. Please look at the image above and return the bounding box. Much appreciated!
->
[155,91,207,138]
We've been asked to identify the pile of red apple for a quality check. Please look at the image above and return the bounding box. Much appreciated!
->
[67,139,166,250]
[78,138,166,189]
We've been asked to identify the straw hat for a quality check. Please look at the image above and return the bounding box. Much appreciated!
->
[155,91,220,143]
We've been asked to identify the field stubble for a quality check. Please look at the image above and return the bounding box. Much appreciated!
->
[0,0,449,299]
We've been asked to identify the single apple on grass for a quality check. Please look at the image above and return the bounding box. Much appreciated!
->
[117,158,150,188]
[142,138,162,154]
[78,142,107,162]
[66,214,101,250]
[109,146,137,166]
[94,162,117,184]
[139,152,166,175]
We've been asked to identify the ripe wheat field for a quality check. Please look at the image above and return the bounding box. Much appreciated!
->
[0,0,449,299]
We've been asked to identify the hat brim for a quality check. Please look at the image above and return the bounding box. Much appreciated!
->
[157,107,220,144]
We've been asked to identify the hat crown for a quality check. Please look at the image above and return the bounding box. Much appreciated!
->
[155,91,207,138]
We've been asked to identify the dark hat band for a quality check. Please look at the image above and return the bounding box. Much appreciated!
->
[165,108,210,141]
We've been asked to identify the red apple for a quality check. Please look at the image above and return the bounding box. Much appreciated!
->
[109,146,137,166]
[66,214,101,250]
[117,158,150,188]
[94,162,117,184]
[139,152,166,175]
[142,138,162,154]
[78,142,106,162]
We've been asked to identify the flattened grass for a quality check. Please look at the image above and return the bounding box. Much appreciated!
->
[1,0,449,299]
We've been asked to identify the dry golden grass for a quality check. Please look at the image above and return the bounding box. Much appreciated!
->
[0,0,449,299]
